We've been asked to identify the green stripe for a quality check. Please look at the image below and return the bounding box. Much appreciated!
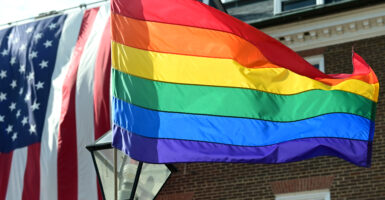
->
[112,69,375,122]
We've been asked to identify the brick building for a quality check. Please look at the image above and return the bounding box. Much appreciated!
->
[157,0,385,199]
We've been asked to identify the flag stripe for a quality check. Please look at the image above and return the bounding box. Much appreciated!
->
[75,5,108,200]
[22,143,40,200]
[57,8,99,200]
[111,12,378,85]
[0,152,13,200]
[113,97,374,146]
[111,0,333,79]
[93,14,111,200]
[6,147,28,200]
[93,17,112,141]
[39,10,84,200]
[111,13,270,68]
[112,125,371,167]
[112,70,375,122]
[111,42,378,102]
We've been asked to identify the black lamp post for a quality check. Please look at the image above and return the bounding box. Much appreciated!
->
[86,131,176,200]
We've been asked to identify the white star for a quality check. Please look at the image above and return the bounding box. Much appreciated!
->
[1,49,8,56]
[19,88,24,95]
[48,23,57,30]
[27,72,35,81]
[6,125,13,134]
[39,60,48,69]
[12,132,17,141]
[21,116,28,126]
[29,51,38,59]
[10,57,16,65]
[10,80,17,89]
[29,124,36,134]
[26,27,34,33]
[43,40,52,48]
[9,102,16,111]
[0,115,4,122]
[31,100,40,111]
[0,92,6,101]
[36,81,44,90]
[16,109,21,118]
[24,92,31,102]
[0,70,6,79]
[20,44,26,51]
[34,33,42,41]
[19,64,26,73]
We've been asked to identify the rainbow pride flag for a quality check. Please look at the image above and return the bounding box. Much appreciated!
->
[111,0,379,167]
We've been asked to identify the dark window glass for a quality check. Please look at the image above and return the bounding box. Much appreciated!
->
[312,64,320,69]
[282,0,316,11]
[325,0,344,4]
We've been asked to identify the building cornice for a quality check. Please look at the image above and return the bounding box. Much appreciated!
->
[260,3,385,51]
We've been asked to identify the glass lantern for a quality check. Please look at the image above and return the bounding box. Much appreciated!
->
[86,131,176,200]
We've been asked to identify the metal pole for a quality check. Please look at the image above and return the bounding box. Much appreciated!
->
[114,148,118,200]
[129,162,143,200]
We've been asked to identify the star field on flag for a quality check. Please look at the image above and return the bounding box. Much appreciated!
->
[0,15,66,152]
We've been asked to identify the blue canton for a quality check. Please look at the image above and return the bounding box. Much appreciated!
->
[0,15,67,152]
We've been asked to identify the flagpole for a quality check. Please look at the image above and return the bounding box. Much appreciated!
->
[114,148,118,200]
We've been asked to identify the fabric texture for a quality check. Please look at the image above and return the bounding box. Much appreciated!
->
[0,4,111,200]
[110,0,378,167]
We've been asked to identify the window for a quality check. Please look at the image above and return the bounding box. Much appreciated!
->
[274,0,343,14]
[305,54,325,72]
[275,189,331,200]
[282,0,316,12]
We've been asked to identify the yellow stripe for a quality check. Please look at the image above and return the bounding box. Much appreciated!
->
[112,41,378,102]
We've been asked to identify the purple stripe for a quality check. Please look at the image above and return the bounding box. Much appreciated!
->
[112,125,371,167]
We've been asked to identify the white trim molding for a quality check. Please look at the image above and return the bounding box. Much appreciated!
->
[262,3,385,51]
[275,189,331,200]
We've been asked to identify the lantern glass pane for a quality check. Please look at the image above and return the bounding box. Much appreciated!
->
[94,149,115,200]
[134,163,172,200]
[116,150,139,200]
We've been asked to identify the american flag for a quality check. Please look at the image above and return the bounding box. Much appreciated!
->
[0,4,111,200]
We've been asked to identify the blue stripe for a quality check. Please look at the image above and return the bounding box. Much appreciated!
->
[112,97,374,146]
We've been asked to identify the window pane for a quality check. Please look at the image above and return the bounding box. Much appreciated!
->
[282,0,316,11]
[324,0,344,4]
[313,64,320,69]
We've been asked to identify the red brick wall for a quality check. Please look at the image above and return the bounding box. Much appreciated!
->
[157,35,385,200]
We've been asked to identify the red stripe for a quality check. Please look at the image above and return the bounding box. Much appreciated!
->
[0,152,13,200]
[57,8,99,200]
[93,18,111,200]
[111,0,329,80]
[93,19,111,140]
[22,143,41,200]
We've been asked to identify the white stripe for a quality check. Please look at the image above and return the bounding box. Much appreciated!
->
[75,4,110,200]
[6,147,28,200]
[39,10,84,200]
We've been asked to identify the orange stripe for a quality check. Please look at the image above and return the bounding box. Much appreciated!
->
[111,13,271,68]
[111,13,377,85]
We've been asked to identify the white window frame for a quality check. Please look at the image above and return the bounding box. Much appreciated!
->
[305,54,325,72]
[274,0,324,14]
[275,189,331,200]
